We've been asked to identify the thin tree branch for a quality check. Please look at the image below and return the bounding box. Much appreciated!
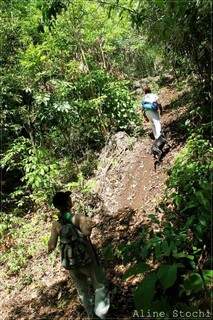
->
[96,0,136,14]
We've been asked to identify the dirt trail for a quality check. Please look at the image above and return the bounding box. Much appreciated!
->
[0,85,188,320]
[95,135,166,213]
[93,86,186,222]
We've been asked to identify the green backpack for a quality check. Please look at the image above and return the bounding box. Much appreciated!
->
[59,212,92,269]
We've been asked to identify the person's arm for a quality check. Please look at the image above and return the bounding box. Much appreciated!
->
[156,99,163,115]
[140,99,149,122]
[142,109,149,122]
[158,103,163,115]
[73,214,96,236]
[48,221,60,253]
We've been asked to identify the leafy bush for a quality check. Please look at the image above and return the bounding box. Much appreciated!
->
[121,217,212,312]
[131,0,211,84]
[167,135,212,242]
[1,137,61,205]
[102,80,141,132]
[1,0,145,211]
[107,0,211,88]
[0,213,22,239]
[0,213,47,275]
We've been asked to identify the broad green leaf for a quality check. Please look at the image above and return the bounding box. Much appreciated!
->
[161,240,171,257]
[203,270,213,285]
[173,252,194,260]
[35,178,41,188]
[40,168,45,176]
[133,272,157,310]
[155,0,165,8]
[184,273,204,293]
[123,262,150,280]
[157,264,177,289]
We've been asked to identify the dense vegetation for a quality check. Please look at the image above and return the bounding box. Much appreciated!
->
[0,0,212,317]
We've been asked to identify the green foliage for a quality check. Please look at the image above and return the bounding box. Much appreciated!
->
[80,152,98,178]
[157,264,177,290]
[0,214,47,275]
[183,273,204,294]
[1,137,31,170]
[1,0,144,212]
[123,262,150,280]
[1,246,28,274]
[167,135,212,242]
[0,213,22,238]
[134,272,157,310]
[102,80,141,131]
[108,0,211,86]
[22,148,60,201]
[1,138,61,204]
[121,220,211,311]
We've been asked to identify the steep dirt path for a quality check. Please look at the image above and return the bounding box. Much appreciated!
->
[93,86,187,222]
[0,85,188,320]
[95,136,166,212]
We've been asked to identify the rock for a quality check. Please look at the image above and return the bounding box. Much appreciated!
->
[134,88,143,95]
[132,80,141,89]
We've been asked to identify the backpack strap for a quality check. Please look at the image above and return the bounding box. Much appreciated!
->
[59,211,73,224]
[59,212,86,241]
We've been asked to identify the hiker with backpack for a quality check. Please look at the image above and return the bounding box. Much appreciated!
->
[48,191,110,319]
[141,85,163,139]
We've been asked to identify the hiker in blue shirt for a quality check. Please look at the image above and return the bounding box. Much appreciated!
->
[141,85,163,139]
[48,191,110,319]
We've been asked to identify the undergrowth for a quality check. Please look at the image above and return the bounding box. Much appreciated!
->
[0,213,48,275]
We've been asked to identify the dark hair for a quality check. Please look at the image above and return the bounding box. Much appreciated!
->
[144,85,151,94]
[52,191,71,209]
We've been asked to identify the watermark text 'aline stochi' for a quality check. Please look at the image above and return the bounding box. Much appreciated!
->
[133,309,212,318]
